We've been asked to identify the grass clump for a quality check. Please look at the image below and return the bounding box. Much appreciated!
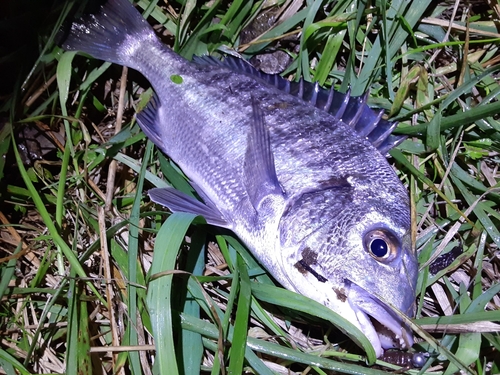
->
[0,0,499,374]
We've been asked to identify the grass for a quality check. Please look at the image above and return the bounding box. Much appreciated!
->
[0,0,499,374]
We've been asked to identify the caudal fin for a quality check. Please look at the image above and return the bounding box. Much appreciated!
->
[60,0,156,65]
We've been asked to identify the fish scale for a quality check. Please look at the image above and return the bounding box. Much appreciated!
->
[61,0,418,358]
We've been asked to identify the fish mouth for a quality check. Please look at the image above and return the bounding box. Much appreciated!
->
[347,281,414,357]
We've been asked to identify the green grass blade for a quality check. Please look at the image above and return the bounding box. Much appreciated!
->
[0,119,11,180]
[250,282,376,363]
[443,333,481,375]
[227,254,252,374]
[147,212,198,375]
[416,310,500,326]
[0,243,22,297]
[66,272,79,375]
[180,229,206,375]
[182,313,393,374]
[449,172,500,249]
[9,123,103,301]
[4,0,500,372]
[0,349,31,375]
[242,8,309,55]
[127,140,154,375]
[314,28,347,85]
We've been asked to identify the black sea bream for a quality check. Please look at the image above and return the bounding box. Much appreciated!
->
[61,0,418,357]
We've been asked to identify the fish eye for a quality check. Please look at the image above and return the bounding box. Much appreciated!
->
[363,229,400,262]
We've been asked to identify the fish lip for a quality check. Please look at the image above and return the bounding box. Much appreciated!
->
[347,281,413,357]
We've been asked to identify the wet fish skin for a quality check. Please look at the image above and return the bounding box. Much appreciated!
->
[61,0,418,357]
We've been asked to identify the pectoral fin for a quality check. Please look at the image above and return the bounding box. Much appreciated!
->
[136,93,168,154]
[244,97,285,214]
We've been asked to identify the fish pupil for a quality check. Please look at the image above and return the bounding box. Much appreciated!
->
[371,238,388,257]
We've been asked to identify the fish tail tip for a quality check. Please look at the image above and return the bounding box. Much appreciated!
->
[60,0,154,64]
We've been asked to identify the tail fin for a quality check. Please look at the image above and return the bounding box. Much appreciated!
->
[60,0,156,65]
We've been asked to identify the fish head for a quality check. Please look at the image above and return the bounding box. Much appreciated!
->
[277,179,418,357]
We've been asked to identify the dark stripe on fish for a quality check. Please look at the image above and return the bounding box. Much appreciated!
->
[297,260,328,283]
[293,247,327,283]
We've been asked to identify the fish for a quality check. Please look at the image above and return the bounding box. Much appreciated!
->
[61,0,418,357]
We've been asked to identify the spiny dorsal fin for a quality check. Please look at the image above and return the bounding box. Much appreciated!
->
[193,55,405,155]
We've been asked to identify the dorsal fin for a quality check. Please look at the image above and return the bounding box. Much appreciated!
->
[193,55,405,155]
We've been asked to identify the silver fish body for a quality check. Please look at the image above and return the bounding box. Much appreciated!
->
[62,0,418,357]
